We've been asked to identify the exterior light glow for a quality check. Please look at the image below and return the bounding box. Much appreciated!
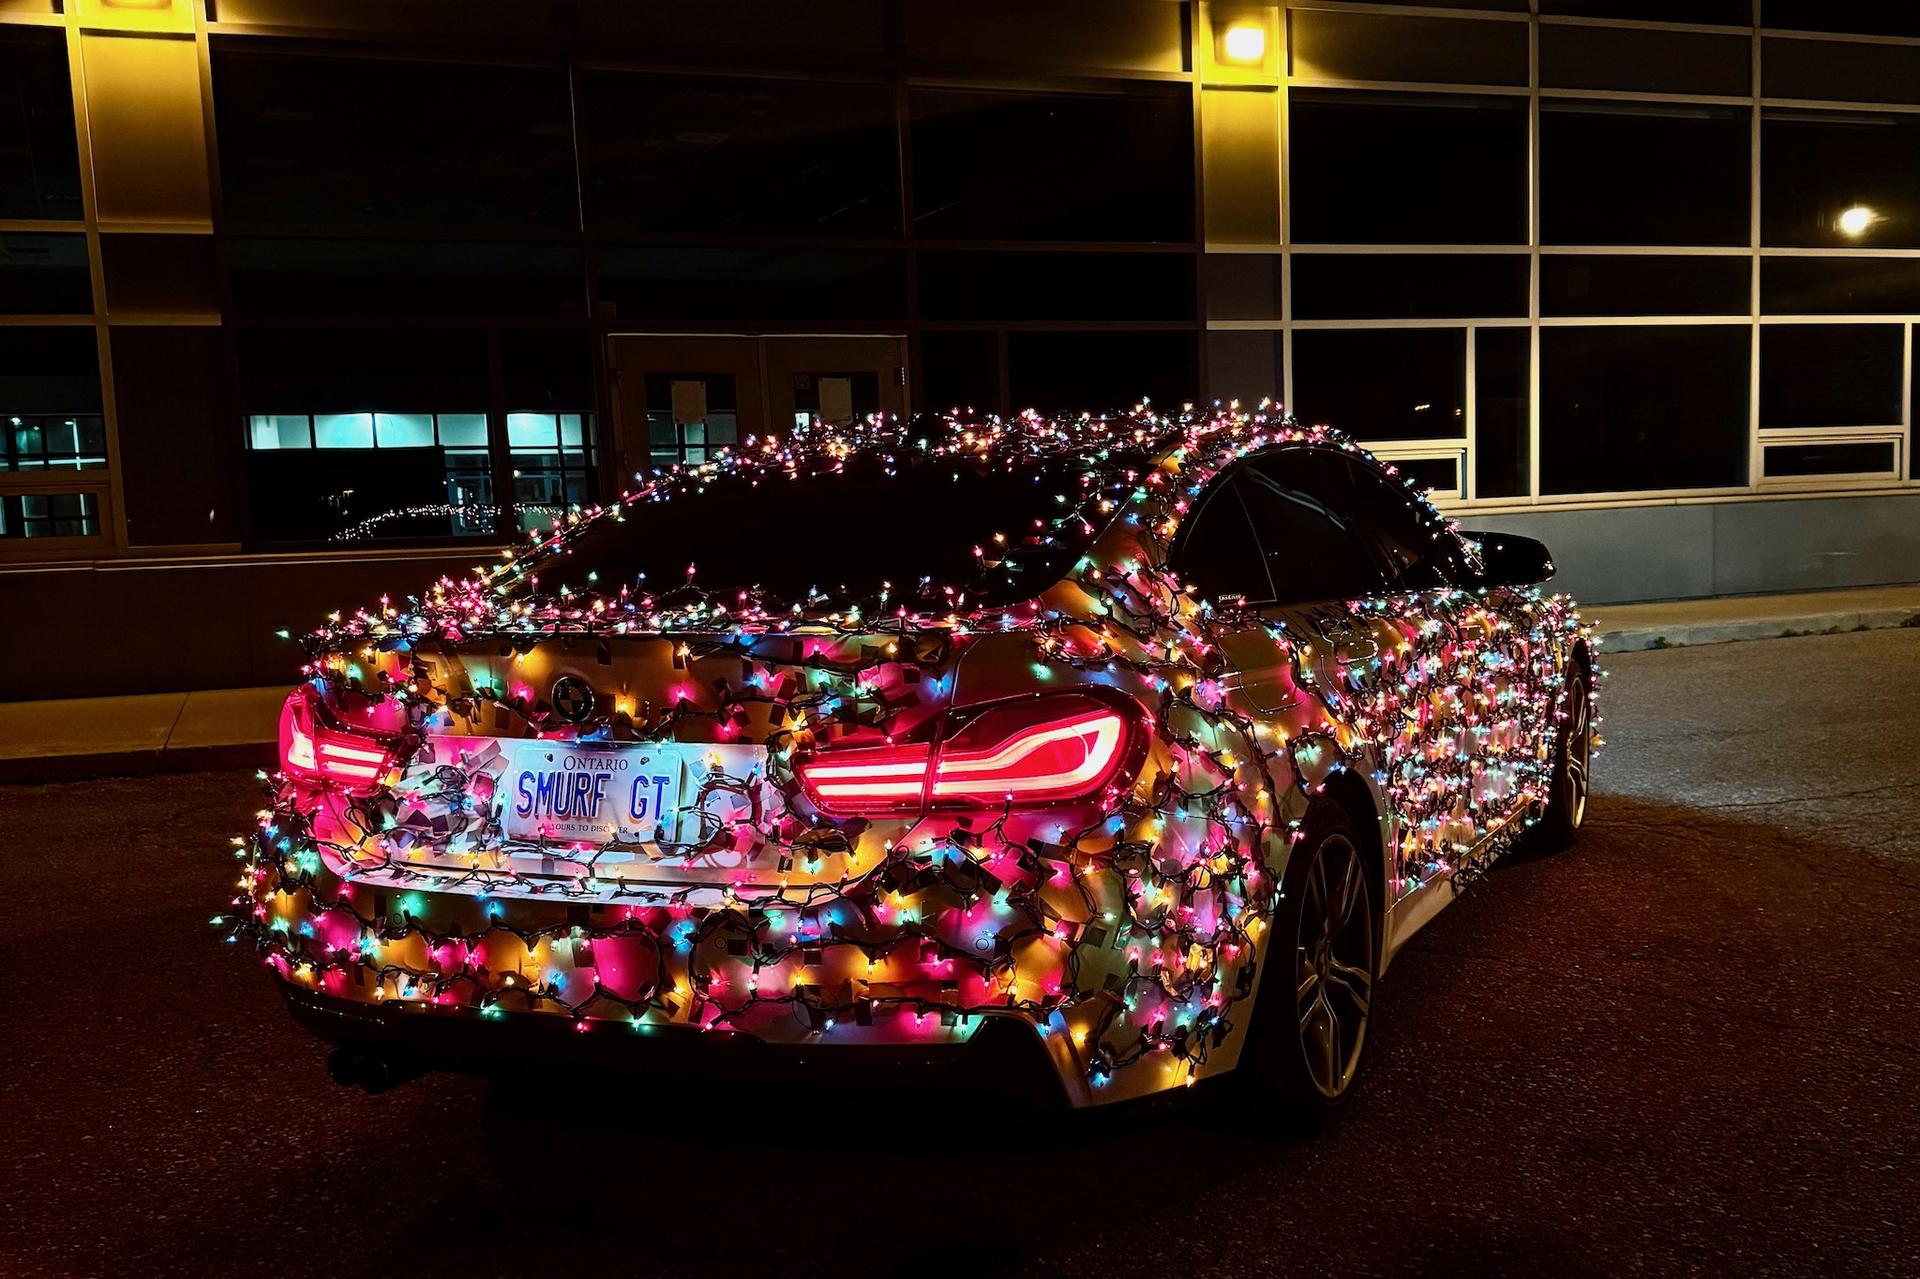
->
[1838,204,1876,237]
[1222,23,1266,64]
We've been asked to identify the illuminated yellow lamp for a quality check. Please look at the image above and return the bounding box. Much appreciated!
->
[1221,20,1267,65]
[1837,204,1877,237]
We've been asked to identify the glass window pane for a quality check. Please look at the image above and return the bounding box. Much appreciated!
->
[1289,10,1528,87]
[580,72,898,237]
[249,414,310,450]
[1542,103,1749,246]
[210,47,577,234]
[0,233,95,315]
[1543,0,1749,20]
[1290,92,1526,245]
[1764,109,1920,249]
[1540,255,1750,316]
[1762,257,1920,314]
[1393,454,1460,499]
[313,413,374,449]
[559,413,584,449]
[437,413,487,447]
[1763,37,1920,108]
[593,245,905,325]
[1292,329,1466,441]
[1474,327,1530,499]
[1540,325,1749,494]
[227,238,585,318]
[1541,26,1748,97]
[1205,330,1285,410]
[1763,441,1898,477]
[1005,331,1196,414]
[507,412,559,448]
[1291,253,1528,320]
[904,0,1185,73]
[1168,475,1272,603]
[1236,455,1395,602]
[237,329,492,541]
[7,414,107,471]
[0,28,82,220]
[1,491,99,539]
[911,86,1193,242]
[919,330,1000,415]
[1394,0,1526,8]
[1204,255,1282,322]
[1761,0,1920,38]
[1760,324,1903,427]
[918,251,1193,321]
[374,412,435,448]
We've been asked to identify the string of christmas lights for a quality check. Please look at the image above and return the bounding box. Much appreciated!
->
[221,403,1596,1103]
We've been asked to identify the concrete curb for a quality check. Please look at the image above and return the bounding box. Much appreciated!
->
[1595,606,1920,653]
[0,742,275,785]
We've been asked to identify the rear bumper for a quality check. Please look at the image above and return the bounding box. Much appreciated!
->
[280,981,1065,1102]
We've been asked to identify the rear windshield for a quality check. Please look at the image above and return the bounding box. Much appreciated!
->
[500,449,1138,613]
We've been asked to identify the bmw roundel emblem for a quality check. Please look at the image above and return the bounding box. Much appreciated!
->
[550,675,596,724]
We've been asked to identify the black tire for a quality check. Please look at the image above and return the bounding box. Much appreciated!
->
[1238,803,1377,1124]
[1530,664,1594,853]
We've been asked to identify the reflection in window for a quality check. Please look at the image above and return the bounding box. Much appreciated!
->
[1541,103,1749,246]
[508,412,595,532]
[1289,92,1526,244]
[790,371,880,428]
[5,414,107,471]
[245,411,497,540]
[0,492,99,539]
[1540,325,1749,494]
[643,373,738,469]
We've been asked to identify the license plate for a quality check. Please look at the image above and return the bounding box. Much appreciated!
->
[434,737,769,847]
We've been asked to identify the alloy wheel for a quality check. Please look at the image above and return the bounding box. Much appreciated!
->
[1294,832,1373,1099]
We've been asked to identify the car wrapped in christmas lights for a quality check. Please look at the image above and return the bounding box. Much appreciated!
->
[227,405,1596,1114]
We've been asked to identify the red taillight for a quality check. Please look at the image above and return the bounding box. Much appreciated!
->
[793,739,932,815]
[796,693,1145,817]
[278,686,397,794]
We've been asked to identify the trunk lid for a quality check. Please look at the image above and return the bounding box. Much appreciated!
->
[381,628,957,899]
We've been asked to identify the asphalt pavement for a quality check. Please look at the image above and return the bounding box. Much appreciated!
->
[2,629,1916,1278]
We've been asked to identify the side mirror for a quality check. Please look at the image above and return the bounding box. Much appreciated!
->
[1461,530,1555,588]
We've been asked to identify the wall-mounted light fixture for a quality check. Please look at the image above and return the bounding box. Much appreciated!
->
[1221,22,1267,66]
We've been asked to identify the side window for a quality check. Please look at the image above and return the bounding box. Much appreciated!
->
[1235,456,1390,604]
[1343,462,1462,591]
[1168,475,1273,603]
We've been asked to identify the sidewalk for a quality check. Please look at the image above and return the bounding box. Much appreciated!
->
[3,583,1917,781]
[0,685,284,782]
[1590,583,1920,653]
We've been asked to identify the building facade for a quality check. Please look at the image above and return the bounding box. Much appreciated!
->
[3,0,1918,697]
